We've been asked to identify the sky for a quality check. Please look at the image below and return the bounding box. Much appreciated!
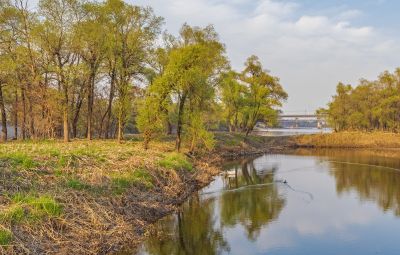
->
[30,0,400,113]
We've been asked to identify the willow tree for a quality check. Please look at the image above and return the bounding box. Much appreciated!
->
[140,25,226,151]
[103,0,162,142]
[240,56,287,135]
[220,70,246,132]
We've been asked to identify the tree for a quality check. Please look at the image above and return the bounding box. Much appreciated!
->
[220,70,246,132]
[136,92,163,150]
[36,0,82,142]
[103,0,162,142]
[0,0,12,141]
[326,68,400,132]
[73,1,107,140]
[147,24,226,151]
[240,55,287,135]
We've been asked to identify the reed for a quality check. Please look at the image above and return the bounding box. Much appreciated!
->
[294,131,400,148]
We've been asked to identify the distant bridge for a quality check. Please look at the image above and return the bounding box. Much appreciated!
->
[276,113,328,129]
[278,114,319,118]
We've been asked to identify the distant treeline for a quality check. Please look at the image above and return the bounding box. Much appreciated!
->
[322,68,400,132]
[0,0,287,151]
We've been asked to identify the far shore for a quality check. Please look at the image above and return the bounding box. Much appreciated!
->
[292,131,400,149]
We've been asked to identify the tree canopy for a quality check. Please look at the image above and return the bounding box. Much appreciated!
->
[325,69,400,132]
[0,0,287,152]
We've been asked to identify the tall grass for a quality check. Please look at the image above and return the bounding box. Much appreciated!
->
[295,131,400,148]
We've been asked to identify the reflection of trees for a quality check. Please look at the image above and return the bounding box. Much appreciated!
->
[220,158,285,240]
[288,148,400,216]
[143,194,229,255]
[223,157,278,189]
[330,161,400,216]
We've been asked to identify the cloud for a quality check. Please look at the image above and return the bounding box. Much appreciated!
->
[120,0,400,111]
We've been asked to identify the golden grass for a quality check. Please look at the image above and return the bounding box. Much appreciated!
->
[0,139,212,254]
[294,131,400,148]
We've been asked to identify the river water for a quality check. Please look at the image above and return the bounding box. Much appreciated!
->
[137,149,400,255]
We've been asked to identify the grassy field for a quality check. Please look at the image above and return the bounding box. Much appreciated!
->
[0,132,317,254]
[0,138,222,254]
[294,131,400,148]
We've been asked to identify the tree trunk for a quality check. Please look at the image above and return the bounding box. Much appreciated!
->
[176,94,186,151]
[28,95,35,139]
[87,70,95,140]
[161,107,172,135]
[104,68,116,139]
[63,86,69,142]
[117,117,123,143]
[14,89,18,140]
[21,88,26,140]
[63,106,69,142]
[0,84,7,142]
[72,96,83,139]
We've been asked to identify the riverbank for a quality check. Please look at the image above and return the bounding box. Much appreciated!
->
[293,131,400,148]
[0,133,286,254]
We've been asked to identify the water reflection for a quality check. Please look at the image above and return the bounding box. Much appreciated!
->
[141,194,229,255]
[138,150,400,255]
[293,149,400,216]
[220,158,285,240]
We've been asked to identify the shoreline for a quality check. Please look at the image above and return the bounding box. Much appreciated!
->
[2,131,400,254]
[0,134,290,255]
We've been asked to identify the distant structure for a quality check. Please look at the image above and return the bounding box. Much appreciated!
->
[278,113,328,129]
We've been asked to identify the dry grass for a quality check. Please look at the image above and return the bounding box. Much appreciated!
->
[0,139,219,254]
[0,133,285,254]
[294,131,400,148]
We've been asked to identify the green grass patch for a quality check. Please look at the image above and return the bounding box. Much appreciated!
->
[0,152,38,170]
[0,194,62,223]
[0,228,12,246]
[66,178,90,190]
[111,169,154,194]
[159,152,193,171]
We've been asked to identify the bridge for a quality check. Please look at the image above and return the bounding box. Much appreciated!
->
[278,114,319,118]
[276,112,328,128]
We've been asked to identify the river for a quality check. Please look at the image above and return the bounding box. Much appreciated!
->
[136,149,400,255]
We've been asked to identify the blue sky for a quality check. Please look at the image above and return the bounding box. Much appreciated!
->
[29,0,400,113]
[130,0,400,113]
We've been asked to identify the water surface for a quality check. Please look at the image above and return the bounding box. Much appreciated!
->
[137,149,400,255]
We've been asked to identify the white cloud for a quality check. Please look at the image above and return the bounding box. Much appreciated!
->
[124,0,400,111]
